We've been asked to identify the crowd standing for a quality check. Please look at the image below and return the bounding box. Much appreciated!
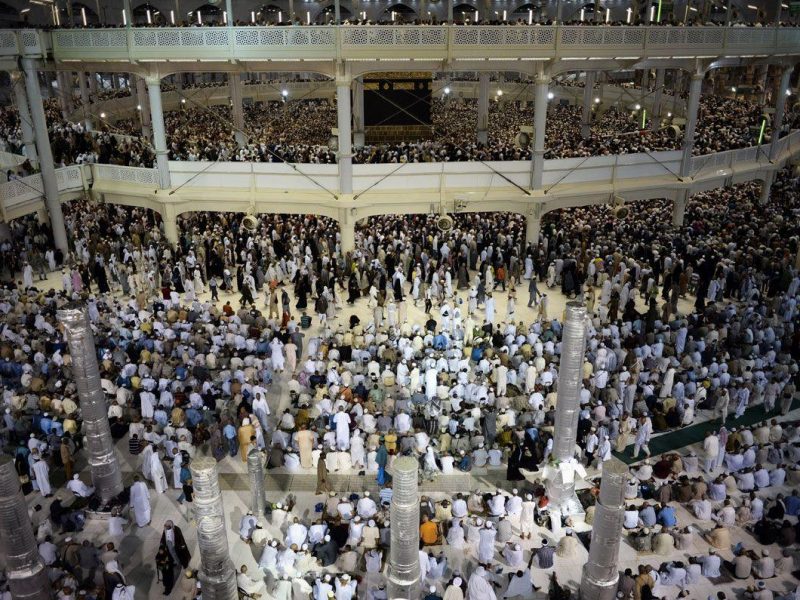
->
[3,92,787,173]
[0,156,798,598]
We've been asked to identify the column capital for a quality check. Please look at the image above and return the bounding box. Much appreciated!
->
[144,74,162,87]
[534,72,550,86]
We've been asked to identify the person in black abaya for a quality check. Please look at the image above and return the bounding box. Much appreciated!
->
[347,274,360,304]
[506,443,526,481]
[93,259,110,294]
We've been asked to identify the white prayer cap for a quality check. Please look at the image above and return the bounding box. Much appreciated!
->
[430,586,436,592]
[324,535,331,542]
[368,520,375,527]
[364,491,370,497]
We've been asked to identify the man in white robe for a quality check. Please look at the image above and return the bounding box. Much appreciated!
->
[129,476,151,527]
[32,452,51,497]
[140,442,154,481]
[171,448,183,489]
[237,565,268,598]
[150,451,168,494]
[504,568,537,598]
[333,408,351,450]
[66,474,94,497]
[468,566,497,600]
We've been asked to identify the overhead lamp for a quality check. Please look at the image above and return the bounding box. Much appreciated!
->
[282,89,289,97]
[547,92,555,100]
[443,87,451,94]
[100,112,106,118]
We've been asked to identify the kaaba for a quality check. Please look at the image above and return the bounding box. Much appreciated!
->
[363,72,433,143]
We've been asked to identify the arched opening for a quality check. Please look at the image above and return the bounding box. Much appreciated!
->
[315,4,352,23]
[452,3,479,22]
[254,4,287,24]
[131,2,164,25]
[0,1,20,27]
[189,3,224,25]
[70,2,100,25]
[383,3,416,22]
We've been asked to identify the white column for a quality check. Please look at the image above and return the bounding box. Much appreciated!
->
[679,73,703,177]
[352,77,365,147]
[759,171,775,205]
[22,58,68,254]
[162,205,178,246]
[526,215,540,248]
[11,72,38,166]
[477,73,490,145]
[229,73,246,147]
[769,68,792,161]
[225,0,233,24]
[581,70,596,140]
[135,76,151,140]
[146,75,172,189]
[77,71,93,131]
[672,192,687,226]
[338,209,355,254]
[447,0,453,22]
[334,0,341,23]
[337,79,353,195]
[651,68,665,131]
[57,71,72,118]
[530,73,549,190]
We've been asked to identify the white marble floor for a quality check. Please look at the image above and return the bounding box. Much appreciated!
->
[23,268,800,599]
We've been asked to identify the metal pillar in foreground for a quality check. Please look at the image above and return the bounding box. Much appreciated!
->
[58,304,124,505]
[387,456,420,599]
[246,449,266,518]
[0,456,52,600]
[579,460,629,600]
[545,301,588,516]
[191,458,238,600]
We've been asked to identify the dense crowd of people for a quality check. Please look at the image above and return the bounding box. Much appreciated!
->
[37,11,796,28]
[3,90,781,172]
[0,151,798,598]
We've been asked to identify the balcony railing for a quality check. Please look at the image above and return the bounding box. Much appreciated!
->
[690,131,800,177]
[44,25,800,63]
[2,134,796,220]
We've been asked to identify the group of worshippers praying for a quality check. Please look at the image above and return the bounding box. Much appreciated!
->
[0,159,799,598]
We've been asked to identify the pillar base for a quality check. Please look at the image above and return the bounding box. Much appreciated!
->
[579,568,620,600]
[198,564,239,600]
